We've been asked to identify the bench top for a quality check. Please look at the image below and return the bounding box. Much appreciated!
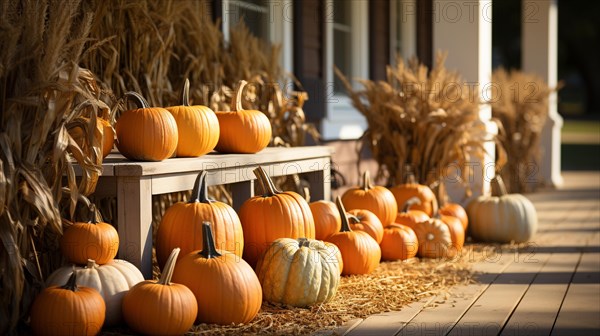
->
[96,146,334,177]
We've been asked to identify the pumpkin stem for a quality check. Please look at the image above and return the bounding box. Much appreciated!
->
[189,171,213,203]
[401,197,422,213]
[298,238,311,248]
[181,79,191,107]
[303,187,311,203]
[231,80,248,112]
[60,272,79,292]
[85,259,98,269]
[361,171,373,191]
[158,248,180,285]
[199,221,222,259]
[87,203,99,224]
[254,166,279,196]
[124,91,150,109]
[492,175,508,196]
[437,181,448,208]
[347,214,362,224]
[335,196,353,233]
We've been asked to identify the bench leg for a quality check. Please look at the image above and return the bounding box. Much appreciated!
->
[230,179,255,212]
[117,176,153,279]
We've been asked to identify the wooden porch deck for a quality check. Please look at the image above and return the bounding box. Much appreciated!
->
[332,171,600,336]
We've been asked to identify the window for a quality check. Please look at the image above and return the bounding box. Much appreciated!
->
[323,0,369,140]
[222,0,293,75]
[390,0,417,63]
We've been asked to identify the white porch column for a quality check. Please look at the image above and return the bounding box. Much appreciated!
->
[522,0,563,188]
[432,0,497,204]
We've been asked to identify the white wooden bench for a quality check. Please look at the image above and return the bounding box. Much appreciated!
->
[90,146,334,278]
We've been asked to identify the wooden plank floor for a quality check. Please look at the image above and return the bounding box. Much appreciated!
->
[330,171,600,336]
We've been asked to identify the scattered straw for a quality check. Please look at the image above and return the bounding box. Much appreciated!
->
[101,243,507,336]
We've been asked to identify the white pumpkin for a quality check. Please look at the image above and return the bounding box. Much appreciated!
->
[255,237,341,307]
[467,176,538,243]
[46,259,144,326]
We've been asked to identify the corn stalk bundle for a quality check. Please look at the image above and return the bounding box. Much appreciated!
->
[491,68,552,193]
[0,0,108,333]
[336,53,486,189]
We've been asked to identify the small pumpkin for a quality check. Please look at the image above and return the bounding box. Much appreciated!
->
[467,175,538,243]
[412,217,453,259]
[156,170,244,268]
[341,171,398,226]
[172,222,262,325]
[380,224,419,261]
[239,166,315,267]
[215,80,272,153]
[394,197,430,230]
[68,111,114,159]
[115,91,178,161]
[60,208,119,265]
[122,248,197,335]
[46,258,144,326]
[436,180,469,231]
[30,273,105,336]
[439,213,465,255]
[326,197,381,275]
[309,200,341,241]
[390,170,438,216]
[255,237,341,307]
[166,79,219,157]
[347,209,384,244]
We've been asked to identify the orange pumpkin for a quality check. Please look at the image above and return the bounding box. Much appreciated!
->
[394,197,430,230]
[30,273,105,336]
[122,248,197,335]
[215,80,272,153]
[347,209,384,244]
[115,92,178,161]
[341,171,398,226]
[309,200,341,240]
[436,180,469,231]
[390,172,438,216]
[68,112,114,159]
[239,166,315,267]
[439,214,465,255]
[172,222,262,324]
[412,217,453,259]
[166,79,219,157]
[380,224,419,261]
[60,210,119,265]
[156,170,243,268]
[326,197,381,275]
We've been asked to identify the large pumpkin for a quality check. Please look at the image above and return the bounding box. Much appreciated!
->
[122,248,197,335]
[412,217,453,259]
[255,237,341,307]
[31,273,105,336]
[215,80,272,153]
[60,210,119,265]
[390,172,438,216]
[156,170,244,268]
[467,175,538,243]
[115,91,178,161]
[166,79,219,157]
[326,197,381,275]
[380,224,419,261]
[394,197,430,230]
[46,259,144,326]
[309,200,341,240]
[239,166,315,267]
[347,209,384,244]
[172,222,262,325]
[341,171,398,226]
